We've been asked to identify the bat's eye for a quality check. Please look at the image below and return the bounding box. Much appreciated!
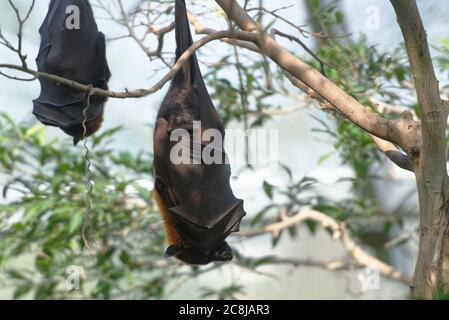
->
[155,179,166,191]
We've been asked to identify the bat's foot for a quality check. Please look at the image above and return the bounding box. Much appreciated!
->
[165,241,233,265]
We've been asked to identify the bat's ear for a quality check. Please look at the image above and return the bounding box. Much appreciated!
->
[73,136,81,146]
[164,245,181,258]
[209,241,233,262]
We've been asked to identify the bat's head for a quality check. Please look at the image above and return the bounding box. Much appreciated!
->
[165,241,233,265]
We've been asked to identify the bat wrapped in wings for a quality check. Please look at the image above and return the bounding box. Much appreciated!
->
[33,0,111,145]
[153,0,246,265]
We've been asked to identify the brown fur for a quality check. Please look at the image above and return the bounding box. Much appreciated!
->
[71,112,105,145]
[154,189,185,247]
[85,113,104,138]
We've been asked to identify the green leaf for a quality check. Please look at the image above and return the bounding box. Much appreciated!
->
[7,270,27,280]
[263,181,274,199]
[35,282,57,300]
[317,152,333,165]
[305,221,318,235]
[92,126,123,147]
[437,291,449,300]
[69,211,84,234]
[120,251,131,265]
[14,283,33,299]
[440,38,449,51]
[413,104,421,118]
[335,11,343,24]
[251,204,276,227]
[394,68,406,82]
[271,232,282,248]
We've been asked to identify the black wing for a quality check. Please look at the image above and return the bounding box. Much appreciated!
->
[33,0,110,141]
[153,0,246,264]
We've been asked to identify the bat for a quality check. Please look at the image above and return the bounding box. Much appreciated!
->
[153,0,246,265]
[33,0,111,145]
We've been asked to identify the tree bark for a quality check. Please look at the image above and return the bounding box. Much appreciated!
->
[391,0,449,299]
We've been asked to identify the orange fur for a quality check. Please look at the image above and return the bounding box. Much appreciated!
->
[154,189,185,247]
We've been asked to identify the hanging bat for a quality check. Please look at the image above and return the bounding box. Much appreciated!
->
[33,0,111,145]
[153,0,246,265]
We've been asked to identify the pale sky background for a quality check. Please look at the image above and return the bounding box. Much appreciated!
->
[1,0,448,299]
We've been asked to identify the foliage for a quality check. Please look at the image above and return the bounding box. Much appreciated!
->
[0,113,178,299]
[0,114,286,300]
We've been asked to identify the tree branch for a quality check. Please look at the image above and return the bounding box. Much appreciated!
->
[259,257,361,272]
[391,0,446,177]
[0,0,35,69]
[0,30,257,98]
[239,208,411,284]
[188,11,260,53]
[391,0,448,298]
[285,72,414,171]
[214,0,418,151]
[370,135,414,172]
